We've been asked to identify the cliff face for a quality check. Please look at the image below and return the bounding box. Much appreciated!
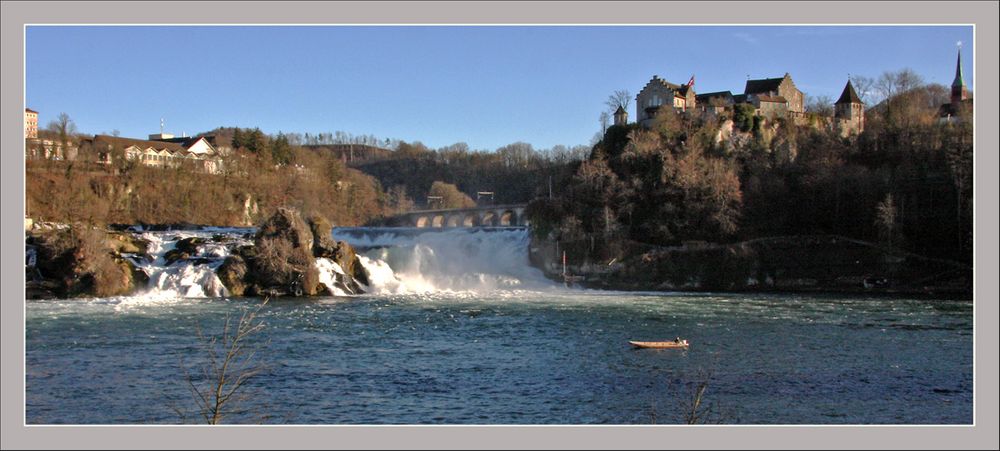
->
[530,235,971,298]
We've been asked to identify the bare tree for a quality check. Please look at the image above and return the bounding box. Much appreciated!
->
[605,89,632,113]
[805,94,834,116]
[599,111,610,134]
[679,369,717,424]
[850,75,876,104]
[178,298,271,424]
[875,68,925,102]
[47,112,77,158]
[648,364,736,424]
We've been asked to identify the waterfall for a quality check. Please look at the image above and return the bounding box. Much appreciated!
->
[119,225,554,299]
[333,227,554,294]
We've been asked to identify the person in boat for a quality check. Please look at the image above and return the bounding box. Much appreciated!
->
[674,337,682,344]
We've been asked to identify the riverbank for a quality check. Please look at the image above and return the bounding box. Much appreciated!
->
[529,235,973,299]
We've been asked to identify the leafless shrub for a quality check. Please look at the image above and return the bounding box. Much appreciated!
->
[177,298,272,424]
[649,365,738,425]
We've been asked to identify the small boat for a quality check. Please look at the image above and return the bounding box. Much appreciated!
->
[629,340,689,349]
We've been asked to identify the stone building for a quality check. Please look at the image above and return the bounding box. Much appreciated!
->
[635,75,696,127]
[695,91,735,115]
[24,108,38,139]
[743,73,804,114]
[751,95,789,119]
[834,80,865,135]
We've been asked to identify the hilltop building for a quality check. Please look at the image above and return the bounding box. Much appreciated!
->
[24,108,80,160]
[630,71,868,136]
[80,134,224,174]
[25,108,38,139]
[939,48,973,123]
[635,75,696,127]
[634,72,810,127]
[743,73,805,115]
[695,91,735,115]
[834,80,865,135]
[613,106,628,126]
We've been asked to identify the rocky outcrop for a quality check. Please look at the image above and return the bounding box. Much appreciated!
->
[216,253,249,297]
[164,237,207,265]
[308,214,337,258]
[332,240,370,288]
[239,208,321,296]
[308,213,370,292]
[106,231,150,256]
[28,226,142,298]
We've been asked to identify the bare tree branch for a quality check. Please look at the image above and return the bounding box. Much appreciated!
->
[177,297,271,424]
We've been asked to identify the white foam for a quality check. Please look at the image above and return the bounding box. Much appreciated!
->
[149,263,230,298]
[335,228,556,295]
[129,230,250,300]
[315,258,351,296]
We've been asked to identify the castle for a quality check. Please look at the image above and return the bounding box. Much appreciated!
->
[627,72,865,136]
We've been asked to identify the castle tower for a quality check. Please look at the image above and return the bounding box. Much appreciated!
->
[951,47,968,105]
[835,79,865,134]
[613,105,628,126]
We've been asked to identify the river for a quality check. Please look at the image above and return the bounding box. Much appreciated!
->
[24,227,973,424]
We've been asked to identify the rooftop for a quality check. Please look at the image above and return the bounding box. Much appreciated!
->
[836,81,863,105]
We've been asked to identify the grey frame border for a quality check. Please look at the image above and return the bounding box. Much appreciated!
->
[2,1,997,449]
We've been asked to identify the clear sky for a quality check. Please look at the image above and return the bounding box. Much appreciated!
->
[26,25,973,150]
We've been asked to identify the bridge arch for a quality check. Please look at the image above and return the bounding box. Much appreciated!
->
[431,214,445,228]
[446,215,462,228]
[414,216,430,228]
[462,212,479,227]
[481,211,498,227]
[499,210,517,226]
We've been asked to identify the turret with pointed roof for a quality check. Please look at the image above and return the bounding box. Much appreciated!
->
[613,105,628,126]
[834,79,865,135]
[835,80,862,106]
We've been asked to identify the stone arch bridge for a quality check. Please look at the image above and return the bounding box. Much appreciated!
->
[384,204,528,228]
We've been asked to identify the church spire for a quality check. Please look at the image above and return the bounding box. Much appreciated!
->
[951,44,968,103]
[952,46,965,89]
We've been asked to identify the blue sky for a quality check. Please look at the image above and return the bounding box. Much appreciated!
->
[26,26,973,150]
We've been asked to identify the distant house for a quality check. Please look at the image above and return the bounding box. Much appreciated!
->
[81,134,224,174]
[743,73,804,114]
[635,75,696,127]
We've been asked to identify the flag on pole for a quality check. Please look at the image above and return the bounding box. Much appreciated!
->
[687,75,695,87]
